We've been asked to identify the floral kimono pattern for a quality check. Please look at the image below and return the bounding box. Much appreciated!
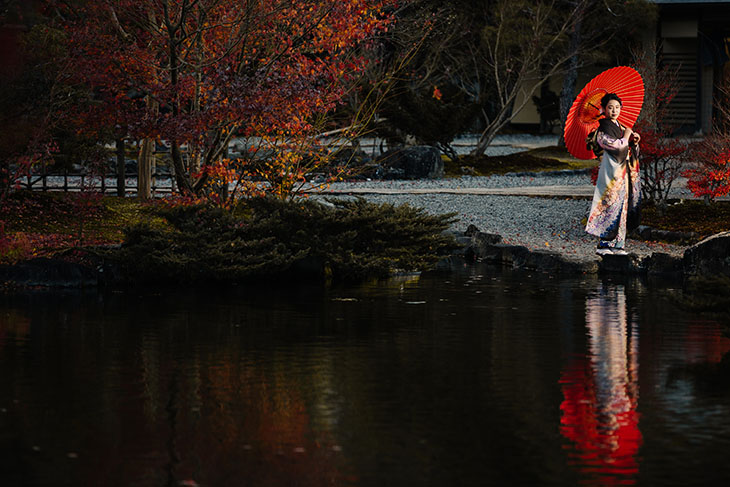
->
[585,119,641,248]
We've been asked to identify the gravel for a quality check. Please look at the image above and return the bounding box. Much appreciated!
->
[331,170,592,190]
[318,171,689,263]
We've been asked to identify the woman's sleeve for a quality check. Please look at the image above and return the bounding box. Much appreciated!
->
[597,131,628,151]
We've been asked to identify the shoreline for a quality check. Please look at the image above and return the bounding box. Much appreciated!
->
[1,229,722,291]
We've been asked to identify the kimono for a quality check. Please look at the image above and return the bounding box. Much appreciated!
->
[585,118,641,248]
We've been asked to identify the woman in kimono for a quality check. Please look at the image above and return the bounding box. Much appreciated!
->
[585,93,641,256]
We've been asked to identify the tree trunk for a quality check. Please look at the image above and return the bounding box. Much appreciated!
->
[115,137,126,197]
[171,140,193,194]
[470,105,512,157]
[539,80,551,134]
[137,138,153,200]
[0,160,9,199]
[557,9,583,148]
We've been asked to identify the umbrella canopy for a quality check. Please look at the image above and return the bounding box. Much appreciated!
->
[564,66,644,160]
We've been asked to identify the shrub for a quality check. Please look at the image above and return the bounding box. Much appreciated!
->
[684,134,730,203]
[111,197,458,283]
[636,127,686,206]
[0,228,33,265]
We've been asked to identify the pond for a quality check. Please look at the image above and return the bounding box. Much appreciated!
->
[1,265,729,487]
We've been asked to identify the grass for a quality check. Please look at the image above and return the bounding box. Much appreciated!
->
[1,192,161,263]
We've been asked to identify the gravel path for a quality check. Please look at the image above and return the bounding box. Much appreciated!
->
[317,171,689,263]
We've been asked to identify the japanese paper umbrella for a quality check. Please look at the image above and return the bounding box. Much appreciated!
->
[564,66,644,160]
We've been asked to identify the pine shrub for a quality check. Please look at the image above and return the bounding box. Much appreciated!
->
[111,197,458,283]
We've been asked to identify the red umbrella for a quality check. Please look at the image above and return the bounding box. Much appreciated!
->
[564,66,644,160]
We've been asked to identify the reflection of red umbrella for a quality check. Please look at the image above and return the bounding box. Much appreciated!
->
[564,66,644,160]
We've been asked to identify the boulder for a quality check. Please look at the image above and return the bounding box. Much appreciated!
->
[643,252,683,277]
[375,146,444,179]
[464,231,503,261]
[478,243,530,267]
[598,253,643,274]
[683,231,730,279]
[522,250,564,273]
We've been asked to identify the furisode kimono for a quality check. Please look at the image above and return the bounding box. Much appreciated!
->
[585,118,641,249]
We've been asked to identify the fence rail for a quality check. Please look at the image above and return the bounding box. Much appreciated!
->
[19,169,175,196]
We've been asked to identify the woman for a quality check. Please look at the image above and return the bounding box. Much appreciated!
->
[585,93,641,256]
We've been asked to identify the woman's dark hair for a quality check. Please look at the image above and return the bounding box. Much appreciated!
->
[600,93,622,109]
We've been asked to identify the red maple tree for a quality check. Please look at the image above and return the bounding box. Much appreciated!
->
[684,133,730,202]
[684,72,730,202]
[60,0,396,198]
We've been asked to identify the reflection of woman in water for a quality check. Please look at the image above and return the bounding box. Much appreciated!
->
[585,93,641,256]
[560,283,641,485]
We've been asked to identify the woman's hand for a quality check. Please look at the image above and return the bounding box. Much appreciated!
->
[630,132,641,144]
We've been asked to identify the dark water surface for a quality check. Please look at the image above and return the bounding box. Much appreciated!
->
[1,265,729,487]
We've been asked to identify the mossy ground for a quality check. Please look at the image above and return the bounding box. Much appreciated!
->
[444,145,596,177]
[641,200,730,239]
[1,192,163,263]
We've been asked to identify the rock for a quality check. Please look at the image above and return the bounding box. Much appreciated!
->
[0,258,98,288]
[522,250,564,273]
[643,252,683,277]
[477,243,530,267]
[683,231,730,279]
[375,146,444,179]
[459,232,592,274]
[435,255,470,272]
[465,231,504,261]
[634,225,653,240]
[598,253,643,274]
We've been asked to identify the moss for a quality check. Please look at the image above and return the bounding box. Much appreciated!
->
[443,146,597,177]
[641,200,730,238]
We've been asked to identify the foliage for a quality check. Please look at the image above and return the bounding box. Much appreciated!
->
[630,42,685,207]
[361,0,482,157]
[59,0,396,199]
[377,79,480,161]
[0,225,33,265]
[684,134,730,202]
[0,23,77,200]
[112,197,458,283]
[683,73,730,202]
[636,129,686,204]
[0,191,147,262]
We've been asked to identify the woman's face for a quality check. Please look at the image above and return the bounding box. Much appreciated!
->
[604,99,621,121]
